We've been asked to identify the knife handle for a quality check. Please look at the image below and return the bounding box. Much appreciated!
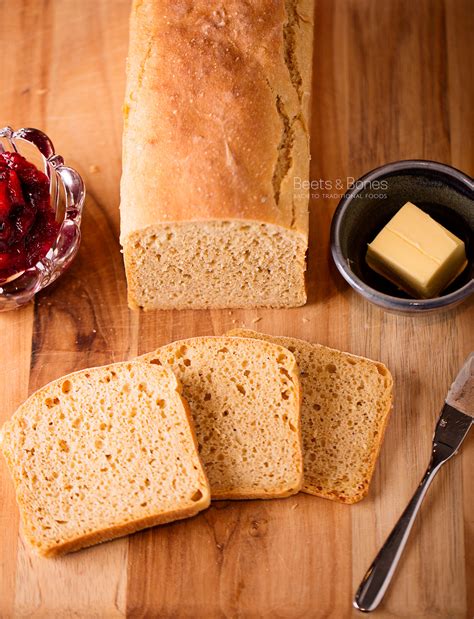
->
[353,445,451,613]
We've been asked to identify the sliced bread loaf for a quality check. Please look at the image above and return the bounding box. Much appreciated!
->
[227,330,393,503]
[0,361,210,557]
[120,0,315,310]
[140,337,303,499]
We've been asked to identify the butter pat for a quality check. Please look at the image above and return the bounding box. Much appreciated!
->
[366,202,467,298]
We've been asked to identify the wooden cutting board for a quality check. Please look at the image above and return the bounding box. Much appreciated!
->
[0,1,472,617]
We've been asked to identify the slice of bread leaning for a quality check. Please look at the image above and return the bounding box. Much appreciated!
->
[0,361,210,557]
[140,337,303,500]
[227,330,393,504]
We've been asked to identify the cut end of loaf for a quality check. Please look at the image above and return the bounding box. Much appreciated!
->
[123,220,307,310]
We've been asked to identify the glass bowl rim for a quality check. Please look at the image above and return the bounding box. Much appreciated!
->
[0,126,86,306]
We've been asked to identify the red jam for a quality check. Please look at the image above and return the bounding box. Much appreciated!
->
[0,152,59,281]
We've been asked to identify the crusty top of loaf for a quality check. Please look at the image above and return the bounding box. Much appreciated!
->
[120,0,314,243]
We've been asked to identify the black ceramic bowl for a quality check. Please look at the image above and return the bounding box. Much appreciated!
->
[330,160,474,313]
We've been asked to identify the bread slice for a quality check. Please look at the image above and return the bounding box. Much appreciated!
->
[140,337,303,499]
[227,330,393,503]
[0,361,210,557]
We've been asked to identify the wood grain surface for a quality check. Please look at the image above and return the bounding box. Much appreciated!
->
[0,1,473,617]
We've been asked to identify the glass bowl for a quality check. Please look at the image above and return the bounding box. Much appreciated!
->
[0,127,85,311]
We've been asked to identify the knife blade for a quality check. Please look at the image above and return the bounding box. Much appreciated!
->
[434,353,473,454]
[446,351,473,414]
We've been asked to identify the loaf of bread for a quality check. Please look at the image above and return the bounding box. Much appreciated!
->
[0,361,210,557]
[120,0,314,310]
[140,337,304,499]
[227,330,393,503]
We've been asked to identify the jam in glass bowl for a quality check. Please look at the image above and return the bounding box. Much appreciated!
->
[0,127,85,311]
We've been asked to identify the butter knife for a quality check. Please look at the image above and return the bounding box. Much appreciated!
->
[354,352,473,613]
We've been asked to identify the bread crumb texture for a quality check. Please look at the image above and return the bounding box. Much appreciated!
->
[0,361,210,557]
[227,330,393,503]
[124,221,307,309]
[140,337,304,499]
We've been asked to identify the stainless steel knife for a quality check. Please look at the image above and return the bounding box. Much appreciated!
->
[353,352,473,613]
